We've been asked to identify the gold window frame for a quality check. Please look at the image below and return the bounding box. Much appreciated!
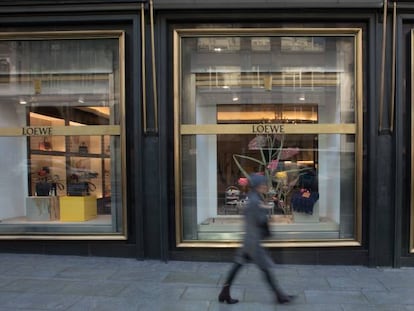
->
[411,30,414,253]
[174,28,363,248]
[0,30,127,240]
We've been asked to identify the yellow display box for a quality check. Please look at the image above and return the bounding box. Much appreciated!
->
[59,196,97,221]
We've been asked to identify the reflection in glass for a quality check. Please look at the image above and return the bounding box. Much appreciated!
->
[181,35,355,125]
[181,133,355,241]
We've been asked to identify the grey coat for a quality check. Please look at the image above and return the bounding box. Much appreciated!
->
[235,190,274,269]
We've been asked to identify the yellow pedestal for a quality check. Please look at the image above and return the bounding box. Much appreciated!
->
[59,196,97,221]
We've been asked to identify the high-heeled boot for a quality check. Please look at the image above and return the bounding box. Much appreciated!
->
[275,288,296,304]
[218,284,239,304]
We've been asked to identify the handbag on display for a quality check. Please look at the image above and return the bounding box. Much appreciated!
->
[39,137,52,151]
[78,142,88,154]
[35,181,51,196]
[291,188,319,215]
[67,181,96,196]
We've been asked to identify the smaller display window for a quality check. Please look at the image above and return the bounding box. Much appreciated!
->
[0,31,126,238]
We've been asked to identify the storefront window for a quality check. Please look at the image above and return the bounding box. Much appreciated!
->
[174,29,362,246]
[0,31,125,237]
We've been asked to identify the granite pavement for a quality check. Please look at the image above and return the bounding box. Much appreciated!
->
[0,253,413,310]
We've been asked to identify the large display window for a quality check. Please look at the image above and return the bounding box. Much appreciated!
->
[0,31,126,238]
[174,28,362,246]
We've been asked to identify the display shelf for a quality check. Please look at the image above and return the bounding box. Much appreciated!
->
[28,111,111,203]
[30,150,110,158]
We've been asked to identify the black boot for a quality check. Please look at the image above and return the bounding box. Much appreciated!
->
[218,284,239,304]
[275,289,296,304]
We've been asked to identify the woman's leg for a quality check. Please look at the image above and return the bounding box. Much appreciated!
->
[260,267,295,304]
[253,246,295,305]
[218,262,243,304]
[225,262,242,285]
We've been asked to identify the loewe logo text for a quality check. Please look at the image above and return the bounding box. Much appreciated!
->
[22,127,52,136]
[252,124,285,134]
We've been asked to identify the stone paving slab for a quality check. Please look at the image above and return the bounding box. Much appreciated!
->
[0,253,413,311]
[363,288,414,305]
[118,282,187,301]
[341,304,409,311]
[1,292,82,310]
[305,289,369,304]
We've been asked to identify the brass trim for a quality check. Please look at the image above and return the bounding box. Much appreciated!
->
[0,30,125,40]
[150,0,159,133]
[174,28,363,248]
[379,0,388,132]
[177,240,362,248]
[174,30,183,245]
[390,1,397,133]
[0,125,121,136]
[0,235,127,241]
[119,31,128,240]
[141,3,148,134]
[355,28,364,244]
[175,28,362,37]
[181,124,356,135]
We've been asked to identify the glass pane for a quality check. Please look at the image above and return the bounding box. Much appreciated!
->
[181,133,355,241]
[181,36,355,125]
[179,33,358,243]
[0,35,123,235]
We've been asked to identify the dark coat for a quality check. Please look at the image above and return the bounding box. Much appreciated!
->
[235,190,274,269]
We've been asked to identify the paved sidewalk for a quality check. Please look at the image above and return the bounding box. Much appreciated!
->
[0,253,413,310]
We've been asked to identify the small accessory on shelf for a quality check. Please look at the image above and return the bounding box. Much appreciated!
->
[39,137,52,151]
[67,181,96,196]
[78,142,88,154]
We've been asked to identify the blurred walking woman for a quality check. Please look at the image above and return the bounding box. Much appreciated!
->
[218,174,295,305]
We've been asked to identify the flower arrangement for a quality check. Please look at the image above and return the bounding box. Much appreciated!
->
[233,134,310,215]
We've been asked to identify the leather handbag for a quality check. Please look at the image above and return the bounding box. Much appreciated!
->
[67,181,95,196]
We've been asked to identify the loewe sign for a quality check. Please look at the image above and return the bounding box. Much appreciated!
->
[252,124,285,134]
[22,127,52,136]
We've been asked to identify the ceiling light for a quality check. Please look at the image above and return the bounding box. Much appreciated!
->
[299,96,305,101]
[232,96,239,101]
[19,99,27,105]
[214,47,222,52]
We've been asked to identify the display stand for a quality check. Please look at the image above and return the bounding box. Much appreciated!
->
[59,196,97,221]
[26,196,60,221]
[292,201,319,223]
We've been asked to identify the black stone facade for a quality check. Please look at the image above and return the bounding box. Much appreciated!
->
[0,0,412,267]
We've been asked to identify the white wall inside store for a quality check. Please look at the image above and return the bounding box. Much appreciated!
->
[0,103,27,219]
[196,99,218,223]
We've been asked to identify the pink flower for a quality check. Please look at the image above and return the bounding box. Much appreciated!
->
[238,177,249,186]
[280,147,300,160]
[267,159,279,171]
[248,135,267,150]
